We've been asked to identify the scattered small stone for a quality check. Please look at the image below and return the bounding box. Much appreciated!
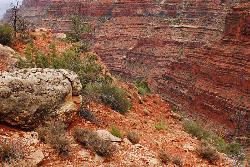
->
[96,130,122,142]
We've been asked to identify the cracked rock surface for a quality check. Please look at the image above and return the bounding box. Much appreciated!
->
[0,68,82,128]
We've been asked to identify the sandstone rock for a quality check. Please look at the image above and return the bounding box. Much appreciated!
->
[0,44,18,72]
[26,149,44,166]
[96,130,122,142]
[53,33,67,39]
[183,143,195,151]
[170,112,182,121]
[123,138,132,145]
[0,68,82,128]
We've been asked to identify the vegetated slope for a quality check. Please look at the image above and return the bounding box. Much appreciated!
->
[0,31,237,166]
[12,0,250,137]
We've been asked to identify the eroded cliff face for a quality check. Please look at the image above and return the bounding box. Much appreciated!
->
[16,0,250,136]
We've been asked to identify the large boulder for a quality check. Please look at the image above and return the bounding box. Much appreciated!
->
[0,68,82,129]
[0,44,18,72]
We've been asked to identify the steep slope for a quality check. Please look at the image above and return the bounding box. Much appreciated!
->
[12,0,250,136]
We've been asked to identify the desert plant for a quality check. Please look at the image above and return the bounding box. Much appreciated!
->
[73,128,96,147]
[101,84,131,114]
[0,140,24,164]
[0,24,13,46]
[67,16,92,42]
[36,121,70,156]
[73,128,116,157]
[183,119,243,159]
[158,150,171,164]
[155,121,168,131]
[79,108,98,124]
[50,136,70,156]
[197,143,219,164]
[91,139,116,157]
[134,79,151,95]
[127,131,140,144]
[183,120,210,140]
[173,156,183,166]
[110,126,122,138]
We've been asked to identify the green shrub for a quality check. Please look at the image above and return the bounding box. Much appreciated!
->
[183,119,243,159]
[101,84,131,114]
[183,120,210,140]
[197,143,219,164]
[17,42,132,112]
[158,150,171,164]
[110,126,122,138]
[67,16,92,42]
[0,24,13,46]
[134,79,151,95]
[127,131,140,144]
[155,121,168,131]
[73,128,116,157]
[17,44,108,87]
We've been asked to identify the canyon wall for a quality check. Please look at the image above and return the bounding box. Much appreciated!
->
[12,0,250,135]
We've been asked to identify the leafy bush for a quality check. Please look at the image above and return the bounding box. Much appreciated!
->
[158,150,171,164]
[101,84,131,114]
[17,43,108,87]
[134,79,151,95]
[0,140,24,164]
[36,121,70,156]
[0,24,13,46]
[197,143,219,164]
[155,121,168,131]
[127,131,140,144]
[110,126,123,138]
[73,128,116,157]
[17,41,132,113]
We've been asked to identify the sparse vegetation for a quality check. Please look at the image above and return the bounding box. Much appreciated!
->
[183,119,243,160]
[73,128,116,157]
[155,121,168,131]
[127,131,140,144]
[0,140,24,164]
[110,126,123,138]
[197,143,219,164]
[17,43,132,114]
[101,84,131,114]
[67,16,92,42]
[17,43,107,87]
[183,120,210,140]
[36,121,70,156]
[0,24,14,46]
[134,79,151,95]
[79,108,98,124]
[158,150,171,164]
[173,156,183,166]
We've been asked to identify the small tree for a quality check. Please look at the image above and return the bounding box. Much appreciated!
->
[68,15,92,42]
[0,24,13,46]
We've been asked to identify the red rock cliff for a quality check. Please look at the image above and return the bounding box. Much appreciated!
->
[18,0,250,136]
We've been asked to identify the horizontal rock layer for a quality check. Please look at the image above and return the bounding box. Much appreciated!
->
[10,0,250,135]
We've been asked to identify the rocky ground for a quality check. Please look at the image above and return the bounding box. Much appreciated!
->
[0,94,234,167]
[0,31,238,167]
